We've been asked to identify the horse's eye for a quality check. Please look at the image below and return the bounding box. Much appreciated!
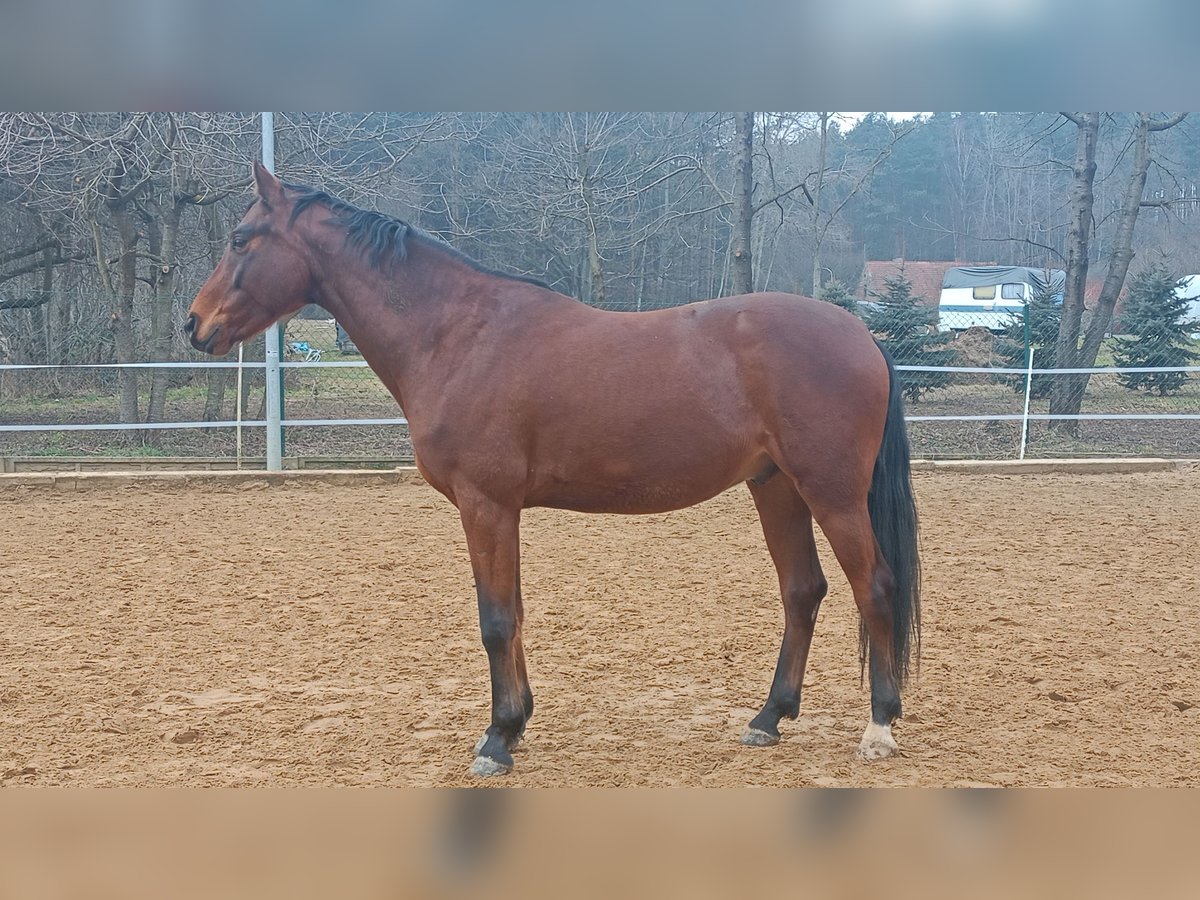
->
[231,234,248,251]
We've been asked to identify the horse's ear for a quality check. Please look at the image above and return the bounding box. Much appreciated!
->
[252,161,285,208]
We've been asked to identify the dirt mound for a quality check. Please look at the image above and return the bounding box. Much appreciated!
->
[950,326,1003,367]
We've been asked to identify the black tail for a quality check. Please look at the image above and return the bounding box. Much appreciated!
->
[861,341,922,687]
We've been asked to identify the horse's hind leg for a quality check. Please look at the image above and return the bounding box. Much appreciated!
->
[810,502,902,760]
[741,475,827,746]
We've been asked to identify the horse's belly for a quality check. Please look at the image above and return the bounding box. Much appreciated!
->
[525,451,766,514]
[533,482,721,514]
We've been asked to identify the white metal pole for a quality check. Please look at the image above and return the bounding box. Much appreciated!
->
[1018,346,1035,460]
[235,341,244,469]
[262,112,283,471]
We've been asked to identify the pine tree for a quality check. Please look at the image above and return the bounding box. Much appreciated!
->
[819,277,860,315]
[995,283,1063,398]
[1112,265,1200,396]
[863,273,956,401]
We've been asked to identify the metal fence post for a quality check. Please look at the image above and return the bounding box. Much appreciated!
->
[235,342,245,469]
[262,112,283,471]
[1018,300,1035,459]
[277,326,286,459]
[1019,346,1035,460]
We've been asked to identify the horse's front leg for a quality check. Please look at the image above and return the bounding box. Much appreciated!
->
[459,495,529,777]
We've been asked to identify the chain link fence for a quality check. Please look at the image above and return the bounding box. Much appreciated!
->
[910,305,1200,459]
[2,299,1198,465]
[279,315,412,460]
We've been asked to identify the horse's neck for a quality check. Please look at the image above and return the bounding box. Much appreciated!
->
[314,246,486,408]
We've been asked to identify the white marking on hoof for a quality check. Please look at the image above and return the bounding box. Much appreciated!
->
[857,722,899,760]
[473,735,487,755]
[470,755,512,777]
[741,727,780,747]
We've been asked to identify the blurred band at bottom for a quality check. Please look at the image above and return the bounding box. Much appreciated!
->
[0,789,1193,900]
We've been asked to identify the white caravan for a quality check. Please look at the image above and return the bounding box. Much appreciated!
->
[1176,275,1200,338]
[937,266,1065,332]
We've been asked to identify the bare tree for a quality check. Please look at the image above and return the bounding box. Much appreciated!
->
[2,114,207,436]
[1051,112,1188,430]
[703,114,818,296]
[808,112,911,298]
[457,113,711,305]
[730,112,755,295]
[0,111,463,445]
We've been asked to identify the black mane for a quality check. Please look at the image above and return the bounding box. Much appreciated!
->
[283,182,550,289]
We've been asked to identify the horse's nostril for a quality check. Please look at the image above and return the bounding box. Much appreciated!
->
[183,313,197,335]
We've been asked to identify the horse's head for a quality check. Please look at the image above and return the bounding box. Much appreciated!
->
[186,162,313,356]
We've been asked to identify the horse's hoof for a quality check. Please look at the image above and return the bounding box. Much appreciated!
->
[857,722,899,760]
[741,727,780,747]
[470,755,513,777]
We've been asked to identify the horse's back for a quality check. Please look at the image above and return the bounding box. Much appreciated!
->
[667,292,889,417]
[504,291,890,511]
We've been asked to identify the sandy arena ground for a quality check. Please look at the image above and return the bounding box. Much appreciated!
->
[2,468,1198,786]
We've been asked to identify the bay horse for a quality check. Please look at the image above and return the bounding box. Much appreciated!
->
[186,163,921,777]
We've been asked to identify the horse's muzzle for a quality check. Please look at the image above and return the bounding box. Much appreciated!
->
[185,314,221,354]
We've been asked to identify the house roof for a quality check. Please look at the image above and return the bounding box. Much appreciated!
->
[859,259,994,308]
[1085,278,1132,319]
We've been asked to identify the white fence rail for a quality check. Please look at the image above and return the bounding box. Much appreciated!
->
[0,360,409,434]
[2,361,1199,460]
